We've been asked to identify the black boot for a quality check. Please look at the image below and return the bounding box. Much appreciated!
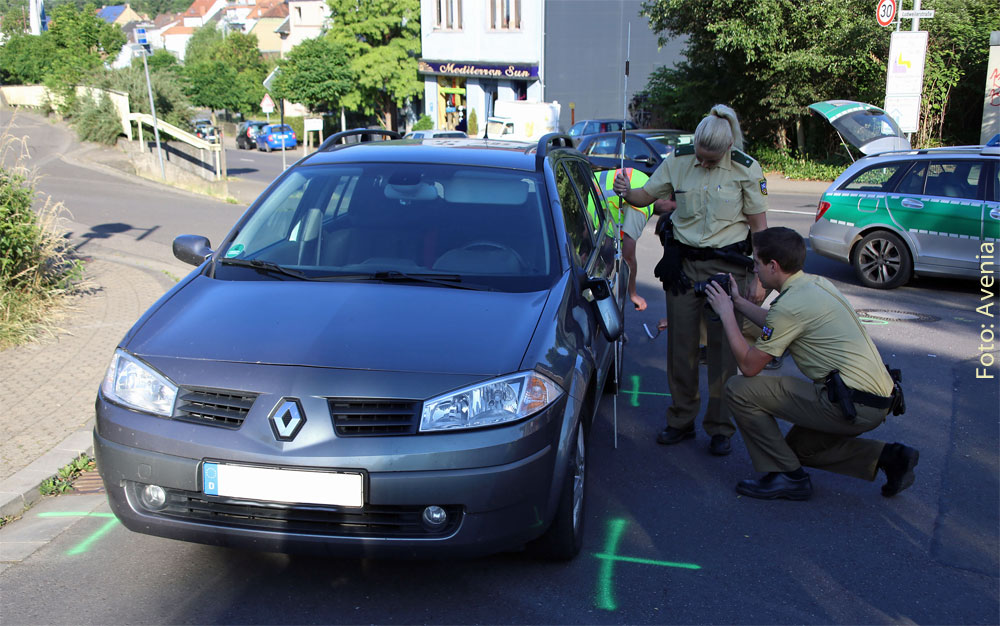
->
[878,443,919,497]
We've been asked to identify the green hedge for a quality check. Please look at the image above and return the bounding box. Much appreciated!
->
[754,147,848,182]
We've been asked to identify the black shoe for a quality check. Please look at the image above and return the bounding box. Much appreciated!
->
[656,426,695,445]
[879,443,919,497]
[764,355,783,370]
[736,472,813,500]
[709,434,731,456]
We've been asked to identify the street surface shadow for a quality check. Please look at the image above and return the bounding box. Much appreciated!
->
[68,223,160,251]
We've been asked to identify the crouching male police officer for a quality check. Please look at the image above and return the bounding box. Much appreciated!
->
[703,227,918,500]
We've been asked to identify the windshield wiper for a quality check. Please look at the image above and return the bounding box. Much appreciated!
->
[370,270,492,291]
[218,258,310,281]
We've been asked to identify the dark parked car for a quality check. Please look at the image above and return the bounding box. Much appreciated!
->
[576,129,693,176]
[255,124,298,151]
[236,120,267,149]
[94,129,627,560]
[567,119,637,137]
[192,119,219,143]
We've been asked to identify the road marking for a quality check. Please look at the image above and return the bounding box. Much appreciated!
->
[594,518,702,611]
[769,209,816,216]
[627,375,671,407]
[37,512,120,555]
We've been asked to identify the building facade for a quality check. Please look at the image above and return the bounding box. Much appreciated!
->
[418,0,684,133]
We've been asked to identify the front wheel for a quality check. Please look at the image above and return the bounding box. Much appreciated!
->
[531,420,587,560]
[851,230,913,289]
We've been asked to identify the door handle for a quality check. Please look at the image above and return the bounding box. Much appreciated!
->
[901,198,924,209]
[991,208,1000,220]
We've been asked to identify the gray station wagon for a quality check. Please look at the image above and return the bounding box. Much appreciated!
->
[94,130,626,559]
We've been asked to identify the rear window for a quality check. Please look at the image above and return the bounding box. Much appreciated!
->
[218,164,558,292]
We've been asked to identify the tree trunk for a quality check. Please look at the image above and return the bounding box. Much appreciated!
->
[796,117,806,156]
[775,126,788,152]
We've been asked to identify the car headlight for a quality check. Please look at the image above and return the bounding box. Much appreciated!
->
[420,372,563,432]
[100,349,177,417]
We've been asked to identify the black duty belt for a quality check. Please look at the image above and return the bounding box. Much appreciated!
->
[849,388,893,410]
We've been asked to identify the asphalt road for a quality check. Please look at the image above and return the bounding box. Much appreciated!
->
[1,112,997,625]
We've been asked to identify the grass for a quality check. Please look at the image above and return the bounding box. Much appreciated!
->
[1,117,87,349]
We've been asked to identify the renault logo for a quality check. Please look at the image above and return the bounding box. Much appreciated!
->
[269,398,306,441]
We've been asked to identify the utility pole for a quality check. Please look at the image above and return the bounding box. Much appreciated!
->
[135,29,165,181]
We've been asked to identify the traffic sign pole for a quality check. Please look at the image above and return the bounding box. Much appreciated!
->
[135,29,165,181]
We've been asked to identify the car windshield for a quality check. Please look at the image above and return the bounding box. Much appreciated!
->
[216,163,559,292]
[645,134,685,156]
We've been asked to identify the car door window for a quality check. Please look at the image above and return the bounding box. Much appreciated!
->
[586,136,619,158]
[624,135,653,160]
[556,161,602,266]
[924,161,983,200]
[842,163,908,192]
[896,162,927,194]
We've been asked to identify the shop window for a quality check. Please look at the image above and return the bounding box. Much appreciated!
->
[435,0,462,30]
[489,0,520,30]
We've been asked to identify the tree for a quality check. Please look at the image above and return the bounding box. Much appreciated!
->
[325,0,422,130]
[184,28,268,115]
[639,0,886,150]
[46,2,126,87]
[274,37,354,112]
[0,32,58,84]
[638,0,1000,149]
[183,22,223,68]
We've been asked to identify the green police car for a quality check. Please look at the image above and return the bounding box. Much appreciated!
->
[807,101,999,289]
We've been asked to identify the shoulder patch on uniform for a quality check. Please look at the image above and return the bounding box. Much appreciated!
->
[759,178,768,195]
[760,325,773,341]
[730,149,753,168]
[675,144,695,156]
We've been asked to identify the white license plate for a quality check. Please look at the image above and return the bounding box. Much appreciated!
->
[202,462,363,507]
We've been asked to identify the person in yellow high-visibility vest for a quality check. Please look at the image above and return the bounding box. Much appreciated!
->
[595,167,675,311]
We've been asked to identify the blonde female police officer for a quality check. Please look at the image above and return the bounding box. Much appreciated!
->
[613,104,768,456]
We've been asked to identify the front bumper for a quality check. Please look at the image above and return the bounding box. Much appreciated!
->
[94,394,567,558]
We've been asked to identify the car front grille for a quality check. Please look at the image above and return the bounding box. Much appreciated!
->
[130,483,462,538]
[174,388,256,429]
[329,398,420,436]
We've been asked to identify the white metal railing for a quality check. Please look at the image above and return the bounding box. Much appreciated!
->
[128,112,225,181]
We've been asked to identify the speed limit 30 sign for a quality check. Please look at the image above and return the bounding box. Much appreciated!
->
[877,0,897,27]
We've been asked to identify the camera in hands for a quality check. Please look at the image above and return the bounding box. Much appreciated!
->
[693,273,732,297]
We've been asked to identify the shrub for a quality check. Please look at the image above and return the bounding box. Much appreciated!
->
[412,114,433,131]
[0,121,85,348]
[70,92,123,145]
[753,147,848,182]
[468,108,478,136]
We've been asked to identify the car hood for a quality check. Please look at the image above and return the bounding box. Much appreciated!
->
[125,275,549,376]
[808,100,910,155]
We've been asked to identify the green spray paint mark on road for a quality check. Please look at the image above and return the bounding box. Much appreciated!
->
[859,316,890,325]
[594,518,701,611]
[627,375,671,407]
[38,512,120,555]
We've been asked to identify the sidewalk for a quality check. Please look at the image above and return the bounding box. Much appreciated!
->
[0,141,188,518]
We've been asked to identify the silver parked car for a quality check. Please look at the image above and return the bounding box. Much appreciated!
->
[95,130,626,559]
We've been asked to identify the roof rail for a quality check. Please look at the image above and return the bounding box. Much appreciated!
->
[869,145,989,158]
[534,133,576,170]
[316,128,402,152]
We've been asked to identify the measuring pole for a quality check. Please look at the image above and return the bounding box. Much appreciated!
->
[611,23,631,450]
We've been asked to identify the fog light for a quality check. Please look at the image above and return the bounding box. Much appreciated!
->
[141,484,167,510]
[422,505,447,528]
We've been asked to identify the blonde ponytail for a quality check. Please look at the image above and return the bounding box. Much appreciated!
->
[693,104,743,153]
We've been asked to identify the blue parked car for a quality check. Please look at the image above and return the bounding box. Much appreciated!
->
[255,124,297,151]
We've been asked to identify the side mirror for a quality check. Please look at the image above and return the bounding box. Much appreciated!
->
[173,234,213,266]
[585,277,623,341]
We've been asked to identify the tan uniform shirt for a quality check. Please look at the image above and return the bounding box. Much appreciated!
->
[643,147,768,248]
[755,271,895,397]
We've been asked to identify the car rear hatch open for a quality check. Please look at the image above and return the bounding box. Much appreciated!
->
[808,100,910,156]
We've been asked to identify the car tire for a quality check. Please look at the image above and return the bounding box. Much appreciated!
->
[531,420,587,560]
[851,230,913,289]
